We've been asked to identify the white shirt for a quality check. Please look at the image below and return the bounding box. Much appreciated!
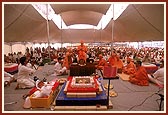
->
[54,62,62,71]
[17,64,35,80]
[26,63,33,69]
[153,67,164,84]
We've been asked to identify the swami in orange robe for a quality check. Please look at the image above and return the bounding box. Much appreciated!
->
[78,51,87,63]
[129,61,149,86]
[108,52,117,66]
[77,40,88,62]
[95,54,107,70]
[62,51,73,70]
[114,55,124,70]
[123,58,136,75]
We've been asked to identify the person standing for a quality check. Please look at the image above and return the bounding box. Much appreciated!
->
[77,40,88,62]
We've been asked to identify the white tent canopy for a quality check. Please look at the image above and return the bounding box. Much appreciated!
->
[4,3,164,44]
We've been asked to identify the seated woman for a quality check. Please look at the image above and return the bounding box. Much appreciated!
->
[129,60,149,86]
[15,56,36,89]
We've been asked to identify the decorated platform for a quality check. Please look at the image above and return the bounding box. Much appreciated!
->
[55,78,108,106]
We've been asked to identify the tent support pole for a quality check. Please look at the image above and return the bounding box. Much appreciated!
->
[10,42,13,53]
[46,4,51,59]
[111,4,114,53]
[60,14,63,48]
[101,21,102,47]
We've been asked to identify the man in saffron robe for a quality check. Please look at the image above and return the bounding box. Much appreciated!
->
[63,49,73,70]
[108,51,117,66]
[114,55,124,73]
[95,54,107,70]
[129,60,149,86]
[123,58,136,75]
[77,40,88,62]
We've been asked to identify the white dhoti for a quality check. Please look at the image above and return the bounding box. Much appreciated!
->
[17,78,35,89]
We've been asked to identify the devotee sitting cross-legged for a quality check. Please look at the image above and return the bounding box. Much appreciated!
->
[95,54,107,76]
[123,58,136,75]
[114,55,124,73]
[15,56,36,89]
[129,60,149,86]
[54,57,67,76]
[95,54,107,70]
[107,51,117,66]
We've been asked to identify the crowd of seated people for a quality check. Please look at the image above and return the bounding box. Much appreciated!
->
[4,45,164,67]
[4,52,24,64]
[4,44,164,86]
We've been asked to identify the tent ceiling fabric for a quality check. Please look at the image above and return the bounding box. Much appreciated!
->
[51,4,111,26]
[51,4,111,15]
[111,4,164,42]
[4,3,164,43]
[60,11,103,26]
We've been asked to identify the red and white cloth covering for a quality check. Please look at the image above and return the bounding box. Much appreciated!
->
[103,66,117,78]
[4,63,18,74]
[23,78,60,109]
[28,78,59,97]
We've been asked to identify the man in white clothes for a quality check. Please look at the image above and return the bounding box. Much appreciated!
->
[54,57,67,76]
[148,60,164,87]
[15,56,36,89]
